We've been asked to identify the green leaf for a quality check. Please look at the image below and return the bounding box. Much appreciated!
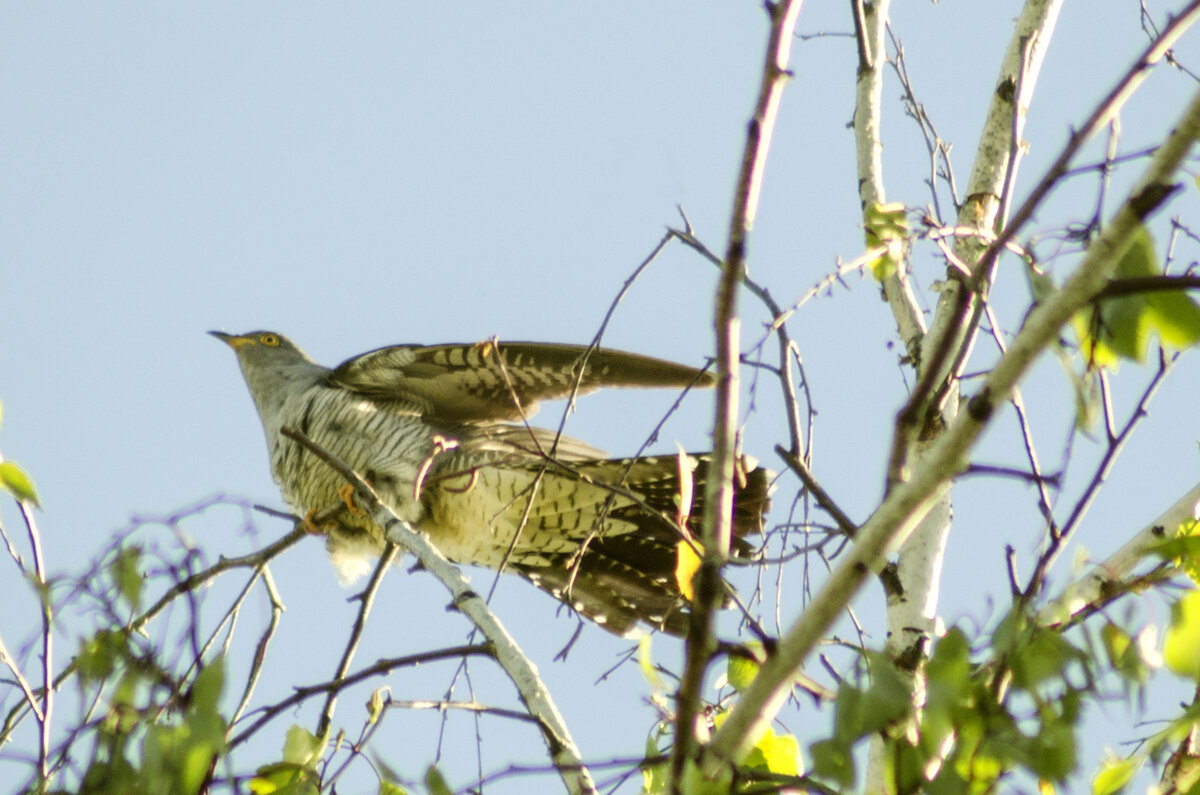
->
[860,653,912,735]
[726,643,764,692]
[831,682,867,744]
[1092,753,1141,795]
[1100,622,1158,685]
[641,731,668,795]
[1024,716,1077,782]
[675,539,702,602]
[192,657,225,716]
[112,545,144,610]
[1165,589,1200,680]
[1024,261,1058,305]
[248,763,319,795]
[923,628,972,748]
[0,460,41,508]
[282,724,324,767]
[810,737,855,788]
[379,780,408,795]
[1073,224,1200,368]
[1172,517,1200,585]
[863,202,910,281]
[368,687,386,725]
[680,759,732,795]
[77,629,121,682]
[424,766,453,795]
[743,726,802,777]
[1008,626,1080,689]
[638,633,664,691]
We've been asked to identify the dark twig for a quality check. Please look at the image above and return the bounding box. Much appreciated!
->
[774,446,858,536]
[229,644,492,748]
[674,1,805,789]
[316,541,400,739]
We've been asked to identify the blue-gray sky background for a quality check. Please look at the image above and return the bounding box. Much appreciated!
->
[3,3,1199,792]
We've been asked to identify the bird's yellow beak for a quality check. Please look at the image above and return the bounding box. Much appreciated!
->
[208,331,256,349]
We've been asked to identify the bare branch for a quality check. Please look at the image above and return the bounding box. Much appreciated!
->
[671,1,805,789]
[279,426,597,795]
[1040,483,1200,627]
[707,80,1200,769]
[316,541,400,739]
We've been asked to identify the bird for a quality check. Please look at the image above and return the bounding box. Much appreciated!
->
[211,331,769,635]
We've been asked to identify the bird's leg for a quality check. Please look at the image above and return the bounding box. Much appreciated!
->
[338,483,366,516]
[413,434,460,499]
[302,509,332,534]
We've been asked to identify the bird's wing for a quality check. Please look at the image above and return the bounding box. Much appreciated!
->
[325,341,714,422]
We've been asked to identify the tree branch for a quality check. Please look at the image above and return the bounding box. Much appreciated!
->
[279,427,597,795]
[707,80,1200,769]
[671,0,805,789]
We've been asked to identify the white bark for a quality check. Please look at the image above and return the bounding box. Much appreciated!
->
[1041,482,1200,626]
[707,84,1200,768]
[379,511,597,795]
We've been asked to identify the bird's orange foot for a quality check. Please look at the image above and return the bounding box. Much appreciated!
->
[302,509,329,535]
[339,483,366,516]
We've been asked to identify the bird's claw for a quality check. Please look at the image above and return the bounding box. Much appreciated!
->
[339,483,366,516]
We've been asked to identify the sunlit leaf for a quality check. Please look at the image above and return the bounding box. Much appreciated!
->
[743,725,802,777]
[924,628,972,747]
[641,730,668,794]
[379,780,408,795]
[249,763,318,795]
[727,643,764,692]
[675,539,702,602]
[864,202,910,281]
[0,460,41,508]
[1092,752,1141,795]
[282,725,323,768]
[1165,589,1200,680]
[638,633,664,691]
[368,688,386,725]
[1172,517,1200,585]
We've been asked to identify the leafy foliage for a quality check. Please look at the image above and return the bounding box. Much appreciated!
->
[864,202,911,281]
[1072,224,1200,369]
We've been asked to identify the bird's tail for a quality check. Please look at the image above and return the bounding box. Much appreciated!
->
[510,453,771,636]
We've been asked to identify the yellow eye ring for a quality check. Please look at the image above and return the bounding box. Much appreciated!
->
[260,333,280,347]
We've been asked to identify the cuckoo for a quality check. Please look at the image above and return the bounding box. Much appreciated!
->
[212,331,769,635]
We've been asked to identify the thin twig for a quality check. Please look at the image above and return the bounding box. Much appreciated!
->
[20,502,52,784]
[672,1,805,789]
[708,78,1200,769]
[316,541,400,739]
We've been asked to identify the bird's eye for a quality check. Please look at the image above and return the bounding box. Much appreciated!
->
[260,334,280,347]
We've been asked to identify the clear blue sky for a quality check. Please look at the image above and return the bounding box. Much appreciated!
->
[2,3,1199,792]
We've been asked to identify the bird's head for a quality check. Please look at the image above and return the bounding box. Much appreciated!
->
[210,330,324,421]
[209,330,313,367]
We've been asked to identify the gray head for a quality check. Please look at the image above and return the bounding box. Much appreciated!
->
[210,330,326,422]
[209,330,314,366]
